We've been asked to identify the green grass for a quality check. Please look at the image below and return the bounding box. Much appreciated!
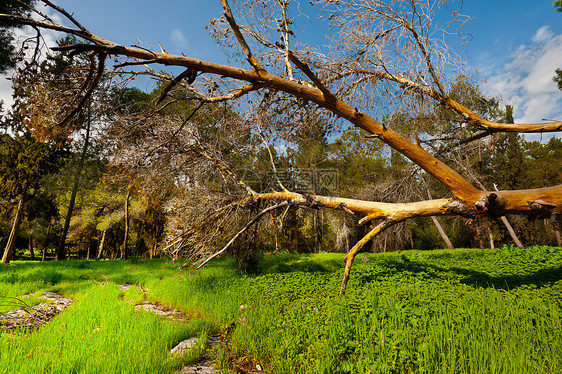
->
[0,245,561,373]
[0,284,194,373]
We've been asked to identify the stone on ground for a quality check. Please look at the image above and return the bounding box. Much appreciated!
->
[0,292,74,331]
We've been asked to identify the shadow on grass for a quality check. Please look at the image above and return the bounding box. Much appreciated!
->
[356,255,562,291]
[257,253,344,275]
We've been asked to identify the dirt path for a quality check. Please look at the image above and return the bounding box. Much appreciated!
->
[120,285,223,373]
[173,334,223,374]
[0,291,74,331]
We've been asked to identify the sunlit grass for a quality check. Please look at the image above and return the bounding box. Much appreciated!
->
[0,284,195,373]
[0,245,561,373]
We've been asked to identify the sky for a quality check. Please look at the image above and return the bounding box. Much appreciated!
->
[1,0,561,136]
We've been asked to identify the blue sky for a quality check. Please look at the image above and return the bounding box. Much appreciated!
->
[1,0,561,129]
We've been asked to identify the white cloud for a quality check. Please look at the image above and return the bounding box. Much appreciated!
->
[532,25,553,43]
[482,26,562,126]
[170,28,189,50]
[0,74,13,110]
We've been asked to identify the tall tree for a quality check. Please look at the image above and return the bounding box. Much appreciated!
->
[2,1,561,293]
[55,103,92,260]
[11,35,111,260]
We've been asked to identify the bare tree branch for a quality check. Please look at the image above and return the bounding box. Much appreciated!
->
[195,201,290,269]
[221,0,268,76]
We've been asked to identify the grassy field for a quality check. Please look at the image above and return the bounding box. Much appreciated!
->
[0,245,561,373]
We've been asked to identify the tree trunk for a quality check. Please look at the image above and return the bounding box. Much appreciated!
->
[56,106,91,261]
[5,4,562,296]
[426,187,454,249]
[312,164,323,253]
[2,189,27,264]
[475,225,484,248]
[492,184,523,248]
[430,216,454,249]
[121,188,130,260]
[500,216,524,248]
[551,214,562,246]
[29,236,34,260]
[274,226,279,253]
[488,230,495,249]
[97,230,106,259]
[314,210,322,253]
[42,222,51,261]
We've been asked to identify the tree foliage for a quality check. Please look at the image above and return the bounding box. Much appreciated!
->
[0,131,63,199]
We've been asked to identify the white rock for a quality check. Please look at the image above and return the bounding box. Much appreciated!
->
[170,337,199,356]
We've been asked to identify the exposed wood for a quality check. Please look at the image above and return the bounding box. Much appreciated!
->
[2,11,560,208]
[426,186,454,249]
[97,230,106,259]
[493,184,524,248]
[338,69,562,133]
[500,216,524,248]
[220,0,267,76]
[340,219,396,296]
[444,98,562,133]
[488,230,495,249]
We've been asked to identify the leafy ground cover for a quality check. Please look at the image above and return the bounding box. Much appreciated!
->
[0,245,561,373]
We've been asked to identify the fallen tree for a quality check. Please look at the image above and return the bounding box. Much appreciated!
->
[1,0,560,294]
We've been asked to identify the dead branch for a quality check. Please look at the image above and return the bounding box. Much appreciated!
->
[340,219,396,295]
[195,201,289,269]
[256,128,288,192]
[156,68,198,104]
[57,52,106,126]
[221,0,267,76]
